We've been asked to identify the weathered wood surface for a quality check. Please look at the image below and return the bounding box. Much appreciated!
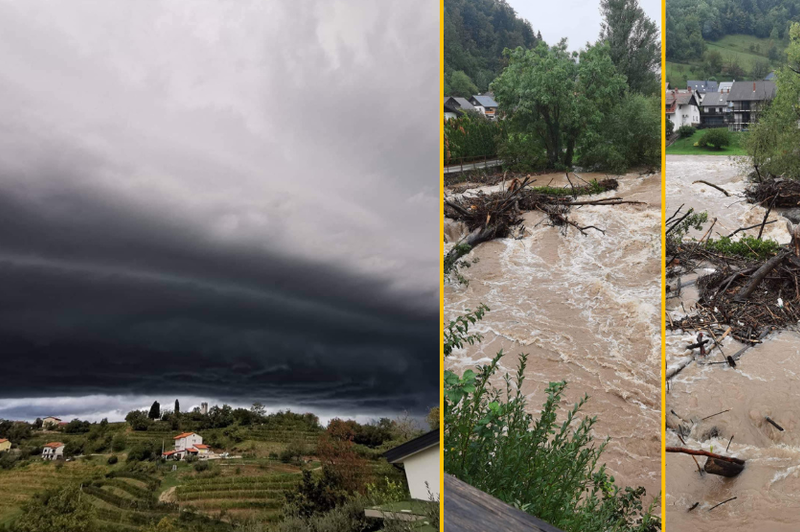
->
[444,474,565,532]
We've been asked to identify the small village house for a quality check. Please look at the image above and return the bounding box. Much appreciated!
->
[444,99,462,121]
[42,442,65,460]
[364,430,439,529]
[164,432,207,460]
[0,439,11,453]
[666,88,701,129]
[687,80,719,94]
[42,417,61,429]
[699,92,729,128]
[468,94,498,120]
[727,80,777,131]
[384,430,439,501]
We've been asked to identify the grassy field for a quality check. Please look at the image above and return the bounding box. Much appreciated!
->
[666,130,748,155]
[667,34,785,87]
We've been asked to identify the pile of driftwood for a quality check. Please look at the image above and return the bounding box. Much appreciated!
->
[746,178,800,208]
[444,175,639,251]
[670,249,800,341]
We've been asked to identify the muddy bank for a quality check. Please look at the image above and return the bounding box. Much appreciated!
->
[444,170,662,499]
[666,155,800,531]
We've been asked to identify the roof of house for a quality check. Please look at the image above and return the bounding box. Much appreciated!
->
[173,432,198,440]
[471,94,498,108]
[728,81,777,101]
[162,450,177,456]
[43,442,64,448]
[665,89,698,108]
[718,81,733,92]
[0,439,8,444]
[444,99,462,116]
[687,80,719,92]
[384,430,439,464]
[44,417,61,421]
[186,447,199,453]
[700,92,728,107]
[194,444,209,449]
[451,96,475,110]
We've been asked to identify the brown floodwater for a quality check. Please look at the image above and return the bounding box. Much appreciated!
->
[666,155,800,531]
[444,171,662,503]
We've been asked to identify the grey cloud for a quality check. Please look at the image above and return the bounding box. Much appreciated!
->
[0,0,439,417]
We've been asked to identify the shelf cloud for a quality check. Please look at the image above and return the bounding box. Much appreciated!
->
[0,0,439,421]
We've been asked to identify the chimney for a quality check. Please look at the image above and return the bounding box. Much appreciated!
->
[753,82,756,92]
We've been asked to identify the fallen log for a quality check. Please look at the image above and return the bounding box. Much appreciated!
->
[693,180,730,197]
[733,251,789,302]
[667,447,745,477]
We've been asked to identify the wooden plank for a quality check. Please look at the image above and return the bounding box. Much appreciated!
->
[443,475,564,532]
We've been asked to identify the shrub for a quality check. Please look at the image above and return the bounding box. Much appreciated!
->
[697,128,731,150]
[193,461,210,472]
[444,309,659,532]
[677,125,696,138]
[705,235,781,260]
[107,455,118,465]
[111,433,127,452]
[666,119,674,137]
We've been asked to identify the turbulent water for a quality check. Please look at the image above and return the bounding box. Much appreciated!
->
[444,171,662,501]
[666,155,800,531]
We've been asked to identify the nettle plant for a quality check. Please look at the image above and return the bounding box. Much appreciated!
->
[443,308,659,532]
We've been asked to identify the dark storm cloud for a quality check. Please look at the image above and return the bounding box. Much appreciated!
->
[0,0,439,419]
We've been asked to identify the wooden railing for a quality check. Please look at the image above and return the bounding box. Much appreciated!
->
[443,475,565,531]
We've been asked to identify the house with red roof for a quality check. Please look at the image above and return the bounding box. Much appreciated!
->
[42,442,65,461]
[0,438,11,453]
[164,432,207,460]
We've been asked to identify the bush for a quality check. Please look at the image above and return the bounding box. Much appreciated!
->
[193,461,210,472]
[666,119,674,137]
[444,310,659,532]
[705,235,780,260]
[107,455,118,465]
[697,128,731,150]
[677,125,696,138]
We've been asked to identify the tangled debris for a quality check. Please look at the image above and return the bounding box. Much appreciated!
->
[444,175,640,254]
[746,178,800,208]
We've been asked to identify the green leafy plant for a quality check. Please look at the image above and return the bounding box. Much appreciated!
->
[705,235,781,260]
[443,309,659,532]
[697,128,732,150]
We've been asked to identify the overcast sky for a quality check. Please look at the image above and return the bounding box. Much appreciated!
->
[508,0,661,51]
[0,0,439,423]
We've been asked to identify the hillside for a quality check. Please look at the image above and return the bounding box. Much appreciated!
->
[667,34,786,86]
[0,412,422,532]
[666,0,795,84]
[443,0,542,95]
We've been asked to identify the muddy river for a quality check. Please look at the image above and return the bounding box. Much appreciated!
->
[666,155,800,531]
[444,170,662,503]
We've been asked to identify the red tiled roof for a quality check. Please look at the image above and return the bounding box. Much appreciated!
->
[162,450,177,456]
[0,438,8,443]
[173,432,196,440]
[44,442,64,448]
[186,447,198,453]
[194,444,209,449]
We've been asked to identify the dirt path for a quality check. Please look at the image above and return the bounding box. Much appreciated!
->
[158,486,176,504]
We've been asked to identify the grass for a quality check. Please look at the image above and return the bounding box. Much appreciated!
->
[666,130,748,155]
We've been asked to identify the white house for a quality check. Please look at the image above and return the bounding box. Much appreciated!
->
[164,432,206,460]
[666,89,700,129]
[468,94,499,120]
[42,417,61,429]
[42,442,65,460]
[384,430,439,501]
